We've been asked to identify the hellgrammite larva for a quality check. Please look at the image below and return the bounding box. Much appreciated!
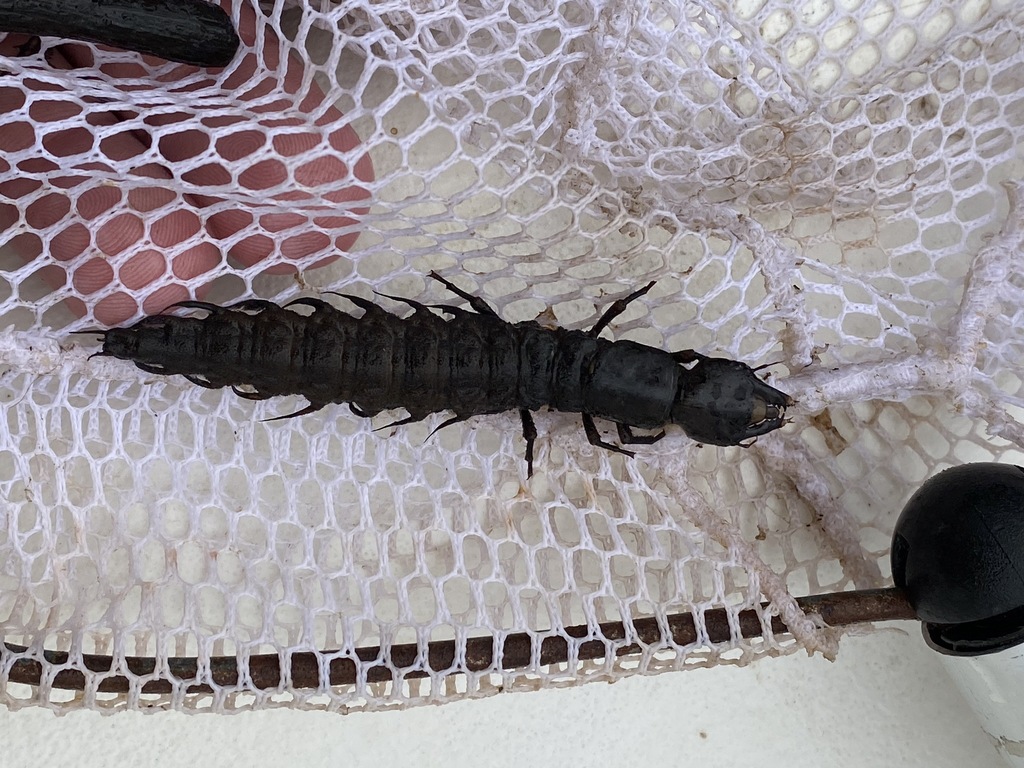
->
[89,272,794,476]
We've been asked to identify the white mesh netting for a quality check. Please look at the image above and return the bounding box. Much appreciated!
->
[2,0,1024,713]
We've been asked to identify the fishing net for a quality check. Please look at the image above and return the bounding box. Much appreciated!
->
[2,0,1024,713]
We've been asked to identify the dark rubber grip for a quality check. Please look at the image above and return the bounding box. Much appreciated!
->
[0,0,239,67]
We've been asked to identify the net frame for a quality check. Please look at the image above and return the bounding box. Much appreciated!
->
[1,0,1024,713]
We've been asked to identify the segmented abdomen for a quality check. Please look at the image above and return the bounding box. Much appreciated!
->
[100,299,527,420]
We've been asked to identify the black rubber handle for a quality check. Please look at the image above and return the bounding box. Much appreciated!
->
[0,0,239,67]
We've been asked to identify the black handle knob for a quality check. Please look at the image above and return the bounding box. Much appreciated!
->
[892,462,1024,656]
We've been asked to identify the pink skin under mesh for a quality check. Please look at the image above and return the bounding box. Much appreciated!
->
[0,1,373,325]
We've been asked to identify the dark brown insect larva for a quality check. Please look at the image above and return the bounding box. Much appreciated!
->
[91,273,793,475]
[0,0,239,67]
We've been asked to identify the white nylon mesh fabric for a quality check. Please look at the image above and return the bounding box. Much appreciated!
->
[2,0,1024,713]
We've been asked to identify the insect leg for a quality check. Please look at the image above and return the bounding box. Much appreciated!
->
[262,403,326,422]
[428,271,499,317]
[426,414,464,439]
[426,304,470,317]
[582,414,635,457]
[349,403,376,418]
[232,386,272,401]
[373,413,424,431]
[616,423,666,445]
[132,316,171,327]
[182,373,217,388]
[520,409,537,478]
[374,292,433,315]
[229,299,280,312]
[588,281,657,337]
[167,300,223,314]
[326,293,388,317]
